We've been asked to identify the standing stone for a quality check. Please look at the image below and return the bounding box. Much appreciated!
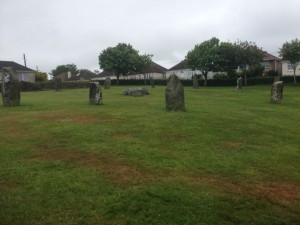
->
[104,77,111,89]
[150,77,155,88]
[274,76,280,82]
[89,82,102,105]
[54,77,62,91]
[192,75,199,89]
[236,76,243,92]
[271,81,283,103]
[1,67,20,106]
[165,74,185,111]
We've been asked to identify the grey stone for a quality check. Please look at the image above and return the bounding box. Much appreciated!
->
[122,88,149,96]
[274,76,280,82]
[1,67,20,106]
[165,74,185,111]
[236,76,242,92]
[89,82,102,105]
[104,77,111,89]
[271,81,283,103]
[192,75,199,89]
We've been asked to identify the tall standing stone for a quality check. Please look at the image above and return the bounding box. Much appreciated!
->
[192,75,199,89]
[271,81,283,103]
[1,67,20,106]
[165,74,185,111]
[104,77,111,89]
[89,82,102,105]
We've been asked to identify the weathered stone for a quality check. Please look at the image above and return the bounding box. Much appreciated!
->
[271,81,283,103]
[104,77,111,89]
[236,76,242,92]
[89,82,102,105]
[192,75,199,89]
[54,77,62,91]
[1,67,20,106]
[274,76,280,82]
[165,74,185,111]
[150,77,155,88]
[122,88,149,96]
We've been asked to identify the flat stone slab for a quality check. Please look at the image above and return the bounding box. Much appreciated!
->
[122,88,149,96]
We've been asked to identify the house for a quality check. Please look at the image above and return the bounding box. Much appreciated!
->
[127,62,167,80]
[166,60,213,80]
[261,52,282,75]
[68,69,99,81]
[281,61,300,76]
[0,61,36,83]
[97,62,167,80]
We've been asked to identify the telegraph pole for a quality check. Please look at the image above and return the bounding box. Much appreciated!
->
[23,53,27,67]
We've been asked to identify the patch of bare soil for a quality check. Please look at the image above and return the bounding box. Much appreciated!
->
[28,148,153,185]
[0,181,23,192]
[186,173,300,207]
[38,113,110,124]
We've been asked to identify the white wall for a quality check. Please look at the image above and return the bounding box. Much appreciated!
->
[282,61,300,76]
[166,69,214,80]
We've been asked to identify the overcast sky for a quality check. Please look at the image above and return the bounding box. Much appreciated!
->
[1,0,299,74]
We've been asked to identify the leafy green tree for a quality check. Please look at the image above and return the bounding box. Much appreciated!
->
[186,37,220,86]
[216,42,240,78]
[279,38,300,84]
[35,72,48,82]
[51,64,79,77]
[134,54,153,85]
[98,43,151,85]
[234,40,263,85]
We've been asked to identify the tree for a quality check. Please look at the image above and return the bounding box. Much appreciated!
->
[51,64,79,77]
[98,43,151,85]
[35,72,48,82]
[134,54,153,85]
[279,38,300,84]
[234,40,263,85]
[186,37,220,86]
[216,42,240,78]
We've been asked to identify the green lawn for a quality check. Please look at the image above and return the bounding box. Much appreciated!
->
[0,85,299,225]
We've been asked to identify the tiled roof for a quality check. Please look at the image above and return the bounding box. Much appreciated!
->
[69,69,99,80]
[168,60,187,70]
[98,62,167,77]
[263,52,281,61]
[0,61,36,72]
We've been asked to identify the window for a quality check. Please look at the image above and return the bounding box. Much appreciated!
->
[287,63,293,70]
[260,62,269,69]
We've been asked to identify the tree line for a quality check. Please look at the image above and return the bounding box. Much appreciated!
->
[50,38,300,84]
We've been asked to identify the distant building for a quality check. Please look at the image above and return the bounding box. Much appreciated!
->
[0,61,36,83]
[97,62,167,80]
[166,60,213,80]
[261,52,282,75]
[281,61,300,76]
[69,69,99,81]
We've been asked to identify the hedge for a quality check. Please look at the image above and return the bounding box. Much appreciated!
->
[2,76,296,92]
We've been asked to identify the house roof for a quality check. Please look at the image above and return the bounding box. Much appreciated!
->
[168,60,187,70]
[263,52,281,61]
[0,61,36,72]
[150,62,167,73]
[98,61,167,77]
[98,70,114,78]
[69,69,99,80]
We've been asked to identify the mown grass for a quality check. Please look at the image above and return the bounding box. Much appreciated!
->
[0,85,299,225]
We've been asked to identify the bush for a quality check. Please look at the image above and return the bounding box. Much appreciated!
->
[266,70,279,77]
[246,65,264,78]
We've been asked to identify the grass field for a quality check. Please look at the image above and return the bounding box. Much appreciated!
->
[0,85,299,225]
